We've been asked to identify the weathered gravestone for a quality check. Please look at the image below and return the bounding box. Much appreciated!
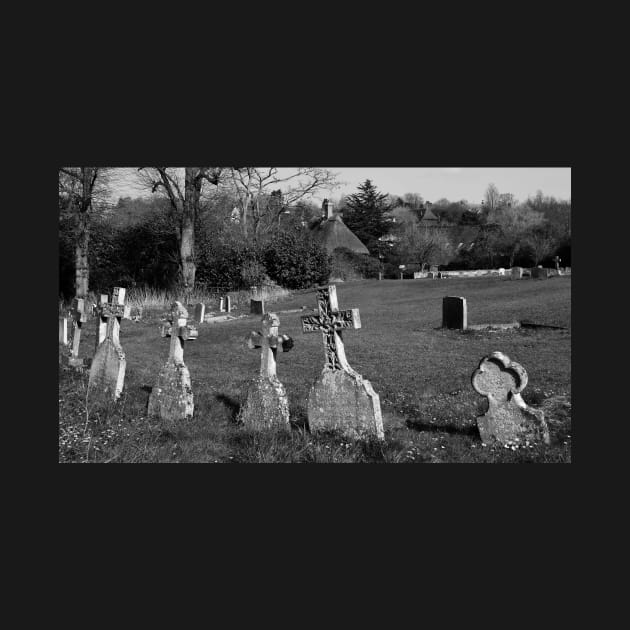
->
[219,295,232,312]
[511,267,524,280]
[442,296,468,330]
[148,301,198,422]
[88,288,131,400]
[532,266,550,279]
[471,351,550,446]
[239,313,294,429]
[193,303,205,324]
[427,272,436,279]
[250,298,265,315]
[63,298,90,369]
[59,317,69,346]
[301,285,384,440]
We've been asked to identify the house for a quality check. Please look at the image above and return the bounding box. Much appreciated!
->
[309,200,370,256]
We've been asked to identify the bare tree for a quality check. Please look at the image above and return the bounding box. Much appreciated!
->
[488,203,546,267]
[225,168,339,239]
[59,167,112,298]
[525,226,556,266]
[395,223,453,269]
[137,167,223,289]
[484,183,501,211]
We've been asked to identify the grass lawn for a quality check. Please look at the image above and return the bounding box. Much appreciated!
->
[59,275,571,463]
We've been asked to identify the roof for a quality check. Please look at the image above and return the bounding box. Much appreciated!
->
[310,215,370,255]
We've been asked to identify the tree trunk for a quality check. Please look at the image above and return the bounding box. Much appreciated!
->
[180,169,200,289]
[75,210,90,298]
[75,168,95,298]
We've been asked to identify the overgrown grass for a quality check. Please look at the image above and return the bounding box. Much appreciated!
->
[59,275,571,463]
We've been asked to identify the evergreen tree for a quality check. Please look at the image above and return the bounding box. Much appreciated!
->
[343,179,392,254]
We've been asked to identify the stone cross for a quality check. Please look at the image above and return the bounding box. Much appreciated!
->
[472,351,550,446]
[247,313,294,378]
[148,301,198,422]
[301,285,384,440]
[301,285,361,371]
[88,287,131,400]
[239,312,294,429]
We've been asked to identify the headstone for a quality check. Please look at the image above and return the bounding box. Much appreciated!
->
[553,255,561,271]
[225,295,232,313]
[193,303,205,324]
[497,268,505,276]
[301,285,384,440]
[532,267,550,279]
[239,313,294,429]
[427,272,436,279]
[88,287,131,400]
[251,298,265,315]
[59,317,69,346]
[471,351,550,445]
[148,301,198,422]
[63,298,90,369]
[219,297,226,312]
[511,267,523,280]
[442,296,468,330]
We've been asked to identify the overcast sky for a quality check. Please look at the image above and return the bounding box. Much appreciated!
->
[109,167,571,205]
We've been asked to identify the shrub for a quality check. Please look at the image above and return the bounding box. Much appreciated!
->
[330,248,381,280]
[262,231,331,289]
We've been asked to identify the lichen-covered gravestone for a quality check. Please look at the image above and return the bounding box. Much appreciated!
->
[88,288,131,400]
[302,285,384,440]
[442,296,467,330]
[471,351,550,446]
[148,301,198,422]
[239,313,294,429]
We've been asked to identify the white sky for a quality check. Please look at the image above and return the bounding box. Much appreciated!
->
[109,167,571,205]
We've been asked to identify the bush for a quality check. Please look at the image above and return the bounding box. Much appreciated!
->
[262,232,331,289]
[330,248,381,280]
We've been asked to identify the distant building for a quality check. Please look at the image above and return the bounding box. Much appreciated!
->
[309,200,370,255]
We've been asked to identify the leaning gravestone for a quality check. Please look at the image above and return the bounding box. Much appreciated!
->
[63,298,90,370]
[59,317,69,346]
[442,296,468,330]
[148,301,198,422]
[88,287,131,400]
[193,303,205,324]
[250,298,265,315]
[471,351,550,445]
[239,313,294,429]
[302,285,384,440]
[511,267,523,280]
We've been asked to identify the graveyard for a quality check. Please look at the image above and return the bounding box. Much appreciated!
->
[59,275,571,463]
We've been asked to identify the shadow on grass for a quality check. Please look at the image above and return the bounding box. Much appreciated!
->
[406,419,479,438]
[215,393,241,421]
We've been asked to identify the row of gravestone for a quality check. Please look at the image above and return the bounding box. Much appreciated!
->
[59,285,551,448]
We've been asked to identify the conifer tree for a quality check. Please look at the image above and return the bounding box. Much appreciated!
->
[343,179,392,254]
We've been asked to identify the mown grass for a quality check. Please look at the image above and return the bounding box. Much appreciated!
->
[59,275,571,463]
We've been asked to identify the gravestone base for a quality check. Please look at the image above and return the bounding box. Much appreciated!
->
[61,354,91,371]
[307,368,384,440]
[239,376,290,429]
[88,339,126,400]
[148,362,194,422]
[477,400,550,446]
